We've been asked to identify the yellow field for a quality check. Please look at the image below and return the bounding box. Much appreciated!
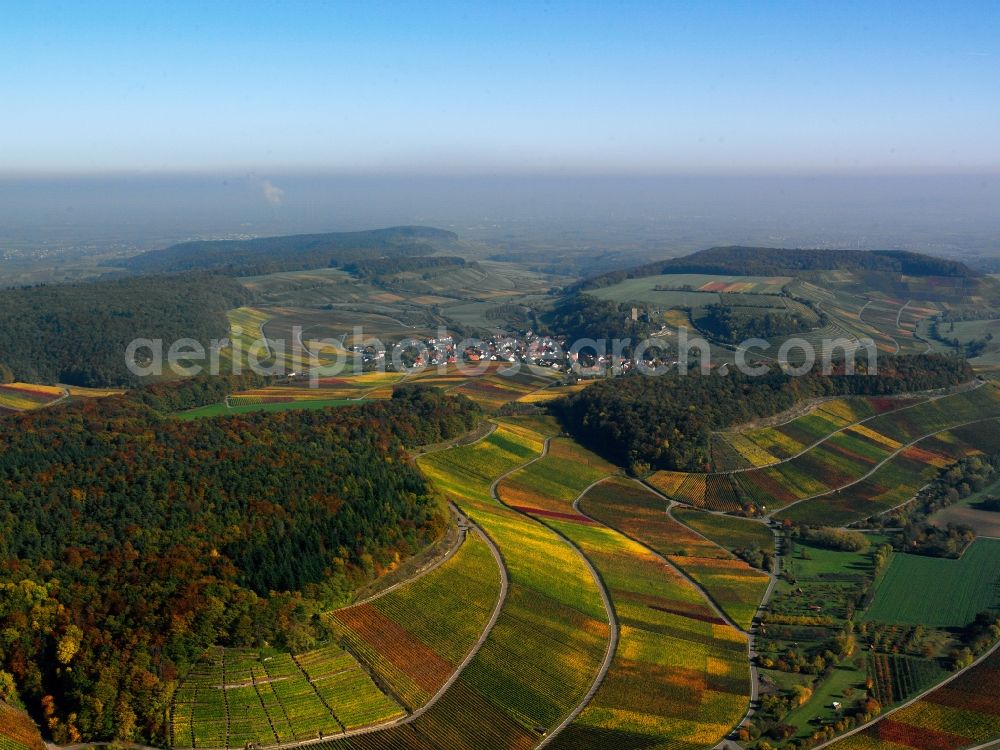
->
[0,383,66,411]
[518,381,592,403]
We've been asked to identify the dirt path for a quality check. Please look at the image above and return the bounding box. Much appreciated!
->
[345,506,470,607]
[895,299,911,330]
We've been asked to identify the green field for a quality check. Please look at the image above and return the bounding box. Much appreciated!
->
[171,645,403,748]
[862,539,1000,627]
[919,317,1000,366]
[781,660,868,737]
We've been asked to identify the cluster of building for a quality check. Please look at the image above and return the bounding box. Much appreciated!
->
[391,332,571,370]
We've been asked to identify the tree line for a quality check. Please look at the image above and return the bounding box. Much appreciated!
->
[694,303,813,344]
[551,354,973,473]
[0,273,251,387]
[0,384,480,744]
[578,246,981,291]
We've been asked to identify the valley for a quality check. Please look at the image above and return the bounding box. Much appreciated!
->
[2,241,1000,750]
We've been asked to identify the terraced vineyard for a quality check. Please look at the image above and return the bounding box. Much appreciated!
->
[450,368,558,411]
[671,508,775,557]
[711,395,917,471]
[0,703,43,750]
[0,382,64,411]
[580,478,770,631]
[787,280,936,357]
[544,517,749,750]
[496,431,617,520]
[172,527,502,748]
[516,381,593,404]
[650,383,1000,522]
[779,417,1000,526]
[303,419,755,750]
[495,434,752,747]
[326,528,503,711]
[227,372,404,405]
[306,422,610,749]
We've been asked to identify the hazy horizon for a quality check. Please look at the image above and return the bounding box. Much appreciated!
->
[2,173,998,264]
[2,3,998,268]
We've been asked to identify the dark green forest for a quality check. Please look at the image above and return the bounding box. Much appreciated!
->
[544,294,655,346]
[0,274,251,387]
[694,303,814,344]
[551,354,972,473]
[123,227,459,276]
[580,246,981,290]
[0,386,480,744]
[344,255,467,280]
[130,372,272,412]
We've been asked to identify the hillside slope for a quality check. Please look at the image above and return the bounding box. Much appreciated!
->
[0,273,251,387]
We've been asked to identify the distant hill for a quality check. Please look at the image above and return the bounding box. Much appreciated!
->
[123,226,460,276]
[581,246,981,290]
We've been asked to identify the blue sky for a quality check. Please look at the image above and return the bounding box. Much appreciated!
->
[1,1,997,174]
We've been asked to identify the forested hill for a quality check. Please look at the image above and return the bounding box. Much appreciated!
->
[580,246,980,289]
[0,274,250,387]
[0,386,481,744]
[552,353,972,473]
[122,226,460,276]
